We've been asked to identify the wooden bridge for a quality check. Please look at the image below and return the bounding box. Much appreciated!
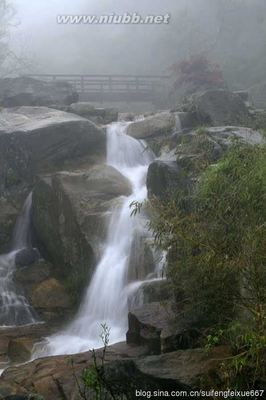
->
[26,73,170,103]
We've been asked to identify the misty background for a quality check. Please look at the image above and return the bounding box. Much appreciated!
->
[6,0,266,89]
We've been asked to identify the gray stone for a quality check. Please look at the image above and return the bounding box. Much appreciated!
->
[127,112,176,139]
[134,279,171,305]
[205,126,265,146]
[135,346,230,389]
[69,102,118,124]
[127,302,199,354]
[0,107,106,197]
[15,248,40,268]
[0,77,78,107]
[146,160,188,199]
[193,89,250,126]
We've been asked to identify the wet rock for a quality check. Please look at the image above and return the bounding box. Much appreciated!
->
[0,341,229,398]
[32,166,132,303]
[146,160,188,199]
[13,260,59,322]
[0,106,106,195]
[127,302,199,354]
[119,112,135,122]
[127,112,176,139]
[69,102,118,124]
[15,248,40,268]
[133,280,171,305]
[0,342,149,400]
[14,261,51,287]
[0,77,78,107]
[192,89,250,126]
[7,337,35,363]
[127,234,154,282]
[135,346,230,389]
[0,323,58,374]
[203,126,265,146]
[30,278,72,311]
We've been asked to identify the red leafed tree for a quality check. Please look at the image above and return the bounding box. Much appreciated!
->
[170,54,225,92]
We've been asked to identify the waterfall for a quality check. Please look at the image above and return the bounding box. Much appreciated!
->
[11,193,33,251]
[33,121,155,357]
[0,193,37,326]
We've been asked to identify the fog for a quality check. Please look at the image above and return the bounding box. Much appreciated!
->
[7,0,266,87]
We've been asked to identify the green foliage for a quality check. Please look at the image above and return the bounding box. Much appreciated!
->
[150,144,266,387]
[130,200,143,217]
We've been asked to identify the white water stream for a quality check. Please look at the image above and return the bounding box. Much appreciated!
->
[0,193,36,326]
[33,121,156,357]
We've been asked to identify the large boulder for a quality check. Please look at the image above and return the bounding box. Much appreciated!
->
[202,126,265,146]
[0,323,57,375]
[131,279,171,306]
[0,107,106,196]
[0,341,229,398]
[69,102,118,125]
[15,248,40,268]
[127,302,199,354]
[0,77,78,107]
[14,261,72,322]
[127,112,176,139]
[146,160,188,199]
[192,89,250,126]
[32,165,132,302]
[134,346,230,390]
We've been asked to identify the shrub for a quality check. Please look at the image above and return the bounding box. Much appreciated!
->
[150,144,266,327]
[150,143,266,387]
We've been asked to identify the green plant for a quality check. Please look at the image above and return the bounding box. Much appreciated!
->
[150,143,266,387]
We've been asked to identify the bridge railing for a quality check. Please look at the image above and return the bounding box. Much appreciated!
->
[24,74,170,95]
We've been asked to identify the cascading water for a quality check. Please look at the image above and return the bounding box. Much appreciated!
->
[0,193,37,326]
[33,121,155,357]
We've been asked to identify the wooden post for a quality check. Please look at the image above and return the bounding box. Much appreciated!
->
[80,76,84,93]
[136,76,139,91]
[108,76,112,92]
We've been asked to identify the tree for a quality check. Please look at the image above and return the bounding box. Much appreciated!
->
[170,53,225,95]
[0,0,15,74]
